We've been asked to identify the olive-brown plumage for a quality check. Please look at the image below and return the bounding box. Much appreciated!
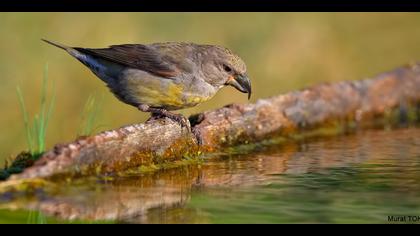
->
[42,39,251,129]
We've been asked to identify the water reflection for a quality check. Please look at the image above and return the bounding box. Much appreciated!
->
[1,127,419,223]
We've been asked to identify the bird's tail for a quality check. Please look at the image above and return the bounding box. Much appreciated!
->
[42,38,119,85]
[41,39,71,51]
[42,38,85,62]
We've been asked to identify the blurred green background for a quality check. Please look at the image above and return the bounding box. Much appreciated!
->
[1,13,420,163]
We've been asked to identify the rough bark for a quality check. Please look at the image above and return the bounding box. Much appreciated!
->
[10,63,420,180]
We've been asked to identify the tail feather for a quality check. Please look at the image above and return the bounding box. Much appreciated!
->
[42,38,83,61]
[41,39,71,51]
[42,38,121,84]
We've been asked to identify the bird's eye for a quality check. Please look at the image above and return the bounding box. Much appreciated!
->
[223,64,232,73]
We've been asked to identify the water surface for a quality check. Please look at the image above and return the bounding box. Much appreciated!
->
[1,127,419,223]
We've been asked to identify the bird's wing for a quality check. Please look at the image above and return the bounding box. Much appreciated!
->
[74,43,192,78]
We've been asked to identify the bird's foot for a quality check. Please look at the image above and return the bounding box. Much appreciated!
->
[160,112,191,132]
[139,104,191,132]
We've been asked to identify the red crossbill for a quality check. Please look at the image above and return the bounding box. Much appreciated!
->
[42,39,251,130]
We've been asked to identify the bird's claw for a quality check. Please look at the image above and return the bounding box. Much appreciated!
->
[148,110,191,132]
[167,113,191,132]
[140,104,191,132]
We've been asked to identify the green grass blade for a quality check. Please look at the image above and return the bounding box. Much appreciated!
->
[16,86,34,153]
[27,210,34,224]
[36,211,47,224]
[33,115,40,154]
[27,210,47,224]
[90,93,104,134]
[78,93,103,136]
[38,63,49,154]
[44,80,56,139]
[11,62,56,177]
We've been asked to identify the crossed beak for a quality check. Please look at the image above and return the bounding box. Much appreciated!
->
[226,74,252,100]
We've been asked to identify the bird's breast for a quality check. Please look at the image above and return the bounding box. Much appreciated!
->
[117,69,215,110]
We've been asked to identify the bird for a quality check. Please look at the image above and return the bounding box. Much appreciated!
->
[42,39,251,130]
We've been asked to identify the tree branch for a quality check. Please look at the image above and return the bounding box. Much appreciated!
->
[10,63,420,180]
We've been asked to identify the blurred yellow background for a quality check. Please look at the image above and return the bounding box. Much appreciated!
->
[1,13,420,163]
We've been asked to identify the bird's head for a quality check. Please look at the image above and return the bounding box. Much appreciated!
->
[203,46,252,99]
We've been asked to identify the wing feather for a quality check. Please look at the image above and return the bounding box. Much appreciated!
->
[75,44,183,78]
